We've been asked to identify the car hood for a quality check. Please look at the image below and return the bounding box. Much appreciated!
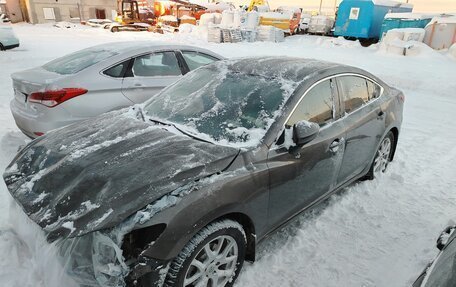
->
[3,110,239,241]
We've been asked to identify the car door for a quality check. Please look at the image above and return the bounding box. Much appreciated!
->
[267,78,346,229]
[121,51,184,104]
[335,75,386,185]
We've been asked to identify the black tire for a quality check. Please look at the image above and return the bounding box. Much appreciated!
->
[165,219,246,287]
[365,131,395,180]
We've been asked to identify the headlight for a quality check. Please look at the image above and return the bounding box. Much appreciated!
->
[57,231,129,287]
[92,232,129,286]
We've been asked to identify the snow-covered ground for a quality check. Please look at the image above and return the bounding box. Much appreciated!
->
[1,24,456,287]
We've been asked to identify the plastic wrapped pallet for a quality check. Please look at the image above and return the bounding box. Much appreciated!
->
[221,10,234,28]
[213,13,222,24]
[402,28,425,42]
[233,11,241,28]
[275,28,285,42]
[241,29,257,42]
[246,11,260,29]
[257,25,275,41]
[221,28,242,43]
[382,28,425,44]
[257,25,284,42]
[207,25,223,43]
[222,28,232,42]
[199,13,215,26]
[230,29,242,42]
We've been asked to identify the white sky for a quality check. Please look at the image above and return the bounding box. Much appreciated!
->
[229,0,456,13]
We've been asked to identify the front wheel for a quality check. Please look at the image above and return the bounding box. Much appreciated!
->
[165,219,247,287]
[365,131,395,180]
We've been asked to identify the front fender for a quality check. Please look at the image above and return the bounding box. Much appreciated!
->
[135,164,269,262]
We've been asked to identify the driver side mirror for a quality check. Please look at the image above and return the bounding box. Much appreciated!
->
[293,120,320,146]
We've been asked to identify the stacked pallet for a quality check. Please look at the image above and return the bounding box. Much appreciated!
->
[207,25,223,43]
[257,26,285,42]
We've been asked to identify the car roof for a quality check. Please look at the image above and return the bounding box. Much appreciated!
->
[215,57,349,83]
[92,41,223,57]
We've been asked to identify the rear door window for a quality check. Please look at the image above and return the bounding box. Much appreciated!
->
[287,79,335,127]
[43,48,118,75]
[338,76,369,114]
[181,51,219,70]
[132,52,182,77]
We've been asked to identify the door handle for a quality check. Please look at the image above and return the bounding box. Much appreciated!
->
[134,83,144,87]
[329,139,341,153]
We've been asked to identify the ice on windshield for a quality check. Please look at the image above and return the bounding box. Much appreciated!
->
[42,47,118,75]
[144,61,300,147]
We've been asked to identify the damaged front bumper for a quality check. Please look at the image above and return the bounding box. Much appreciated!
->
[56,231,129,287]
[56,231,169,287]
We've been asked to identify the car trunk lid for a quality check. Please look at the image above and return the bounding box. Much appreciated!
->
[11,67,68,106]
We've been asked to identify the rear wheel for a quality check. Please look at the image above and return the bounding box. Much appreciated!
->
[365,131,395,180]
[165,219,246,287]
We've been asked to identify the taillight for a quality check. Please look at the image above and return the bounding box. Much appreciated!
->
[399,93,405,103]
[29,88,88,107]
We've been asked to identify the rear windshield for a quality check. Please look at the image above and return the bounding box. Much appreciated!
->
[42,47,118,75]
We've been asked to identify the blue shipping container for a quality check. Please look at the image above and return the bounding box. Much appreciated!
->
[334,0,413,39]
[380,15,433,39]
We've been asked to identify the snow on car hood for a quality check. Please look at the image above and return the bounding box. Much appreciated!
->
[3,109,239,241]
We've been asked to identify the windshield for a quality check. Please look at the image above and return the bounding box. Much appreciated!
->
[143,64,295,147]
[423,236,456,287]
[43,47,118,75]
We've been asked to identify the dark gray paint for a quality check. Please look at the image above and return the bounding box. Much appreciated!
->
[3,57,404,285]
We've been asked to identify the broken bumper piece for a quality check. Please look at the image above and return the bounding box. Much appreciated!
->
[57,231,130,287]
[56,231,169,287]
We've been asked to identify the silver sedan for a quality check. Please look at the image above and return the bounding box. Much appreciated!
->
[10,41,224,138]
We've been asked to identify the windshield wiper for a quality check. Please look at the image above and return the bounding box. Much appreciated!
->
[148,117,173,127]
[148,117,214,145]
[172,124,215,145]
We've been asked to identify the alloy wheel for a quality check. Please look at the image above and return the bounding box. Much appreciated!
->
[184,235,238,287]
[373,137,392,173]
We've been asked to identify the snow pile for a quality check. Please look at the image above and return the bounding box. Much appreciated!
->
[384,12,436,20]
[380,28,428,56]
[450,44,456,58]
[178,23,195,34]
[159,15,178,22]
[53,22,77,29]
[0,201,78,287]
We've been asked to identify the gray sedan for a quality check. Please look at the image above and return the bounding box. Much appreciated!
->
[4,57,404,287]
[10,41,223,138]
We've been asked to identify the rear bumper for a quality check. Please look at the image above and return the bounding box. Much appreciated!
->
[10,99,82,138]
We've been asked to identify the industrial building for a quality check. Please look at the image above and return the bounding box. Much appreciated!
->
[1,0,118,23]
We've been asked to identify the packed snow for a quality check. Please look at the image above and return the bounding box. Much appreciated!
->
[0,23,456,287]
